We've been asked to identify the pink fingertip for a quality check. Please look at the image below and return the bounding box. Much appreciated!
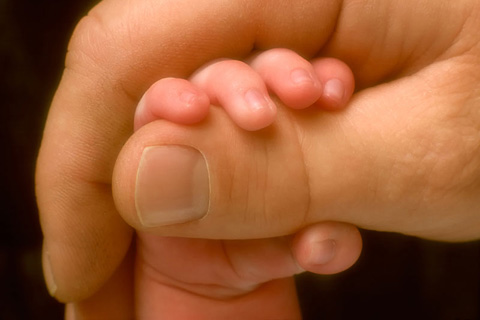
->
[306,239,337,266]
[244,89,273,112]
[179,90,200,106]
[290,68,316,85]
[173,89,210,124]
[134,94,153,132]
[240,89,277,131]
[323,78,345,103]
[134,79,211,132]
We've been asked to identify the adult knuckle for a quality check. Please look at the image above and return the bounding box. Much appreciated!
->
[66,10,111,74]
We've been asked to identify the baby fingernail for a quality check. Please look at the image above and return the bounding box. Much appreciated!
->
[308,239,336,265]
[323,78,345,102]
[244,88,275,112]
[135,145,210,227]
[290,68,315,85]
[179,90,200,106]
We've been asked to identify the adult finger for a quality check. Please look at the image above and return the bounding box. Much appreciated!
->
[38,0,480,302]
[36,0,342,302]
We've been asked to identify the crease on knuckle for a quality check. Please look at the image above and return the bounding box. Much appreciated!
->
[66,10,111,76]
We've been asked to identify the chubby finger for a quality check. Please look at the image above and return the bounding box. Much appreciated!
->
[134,78,210,131]
[249,48,323,109]
[191,59,277,131]
[249,49,355,111]
[310,57,355,110]
[291,222,362,275]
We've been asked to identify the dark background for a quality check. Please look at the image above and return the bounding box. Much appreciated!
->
[1,1,480,319]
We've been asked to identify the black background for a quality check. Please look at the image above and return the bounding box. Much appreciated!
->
[1,1,480,319]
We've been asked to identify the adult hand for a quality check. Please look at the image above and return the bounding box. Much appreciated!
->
[114,1,480,242]
[36,0,359,313]
[36,0,480,315]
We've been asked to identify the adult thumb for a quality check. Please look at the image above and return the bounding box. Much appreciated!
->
[113,103,364,239]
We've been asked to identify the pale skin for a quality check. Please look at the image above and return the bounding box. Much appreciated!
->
[36,0,480,319]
